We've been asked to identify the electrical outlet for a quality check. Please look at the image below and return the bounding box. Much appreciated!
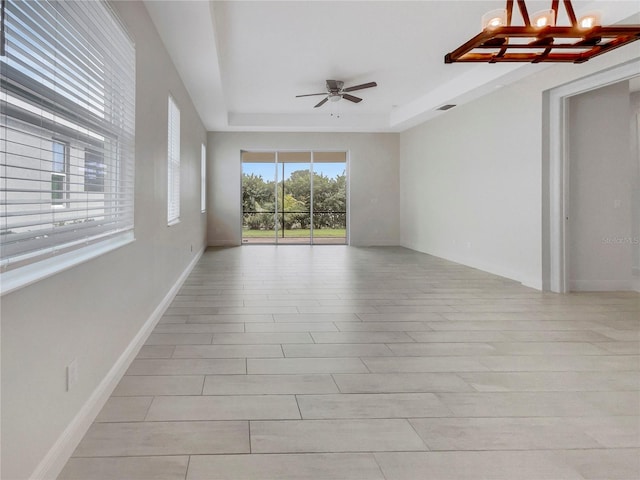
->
[67,358,78,392]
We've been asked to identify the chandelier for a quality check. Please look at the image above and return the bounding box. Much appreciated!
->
[445,0,640,64]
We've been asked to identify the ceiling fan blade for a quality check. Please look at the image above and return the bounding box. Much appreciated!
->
[314,97,329,108]
[342,93,362,103]
[343,81,377,92]
[296,93,328,98]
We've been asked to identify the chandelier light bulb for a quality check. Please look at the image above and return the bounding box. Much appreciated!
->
[579,13,600,29]
[535,17,548,27]
[532,9,556,28]
[482,9,507,30]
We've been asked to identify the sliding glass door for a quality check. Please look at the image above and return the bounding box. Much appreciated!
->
[242,151,347,245]
[277,152,311,244]
[312,153,347,245]
[242,152,277,243]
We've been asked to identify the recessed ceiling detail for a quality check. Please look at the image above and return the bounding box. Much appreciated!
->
[144,1,640,132]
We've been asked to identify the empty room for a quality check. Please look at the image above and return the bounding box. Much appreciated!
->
[1,1,639,479]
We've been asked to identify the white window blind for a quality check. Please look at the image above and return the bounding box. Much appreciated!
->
[201,143,206,213]
[0,0,135,276]
[167,95,180,225]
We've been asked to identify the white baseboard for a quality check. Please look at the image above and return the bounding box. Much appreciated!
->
[401,243,543,291]
[30,247,205,480]
[569,279,634,291]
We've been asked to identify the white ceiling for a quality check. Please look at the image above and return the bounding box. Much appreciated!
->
[143,0,640,132]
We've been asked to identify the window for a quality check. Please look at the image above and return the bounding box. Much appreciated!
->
[51,141,69,206]
[0,1,135,292]
[52,142,67,174]
[167,96,181,225]
[84,148,105,193]
[201,143,206,213]
[241,151,348,245]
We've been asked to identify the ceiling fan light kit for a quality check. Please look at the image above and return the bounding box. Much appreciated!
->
[445,0,640,64]
[296,79,377,108]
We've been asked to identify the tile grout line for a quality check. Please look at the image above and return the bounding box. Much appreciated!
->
[371,451,390,480]
[329,373,342,393]
[184,455,191,480]
[142,395,156,422]
[294,394,303,420]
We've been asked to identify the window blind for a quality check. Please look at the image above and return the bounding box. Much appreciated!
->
[167,95,180,224]
[0,0,135,273]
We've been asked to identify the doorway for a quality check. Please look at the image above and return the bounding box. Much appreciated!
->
[567,80,638,291]
[241,150,348,245]
[545,59,640,292]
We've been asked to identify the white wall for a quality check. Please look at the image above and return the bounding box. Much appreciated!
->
[207,132,400,247]
[631,91,640,291]
[400,44,640,290]
[400,83,542,288]
[568,81,634,290]
[0,2,207,479]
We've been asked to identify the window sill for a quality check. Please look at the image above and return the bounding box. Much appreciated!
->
[168,218,181,227]
[0,232,135,296]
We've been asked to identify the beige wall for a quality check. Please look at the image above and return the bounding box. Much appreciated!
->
[400,43,640,290]
[632,91,640,291]
[0,2,207,478]
[207,132,400,247]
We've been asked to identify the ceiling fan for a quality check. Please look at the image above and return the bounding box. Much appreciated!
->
[296,79,377,108]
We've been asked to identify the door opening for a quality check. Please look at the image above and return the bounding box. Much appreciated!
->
[545,59,640,292]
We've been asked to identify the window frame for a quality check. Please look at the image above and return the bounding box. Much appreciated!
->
[51,140,69,207]
[167,95,181,226]
[201,142,206,213]
[0,0,136,295]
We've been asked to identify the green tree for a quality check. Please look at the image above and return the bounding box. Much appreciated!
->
[242,173,273,213]
[282,169,311,210]
[312,170,346,228]
[276,193,308,229]
[243,167,346,231]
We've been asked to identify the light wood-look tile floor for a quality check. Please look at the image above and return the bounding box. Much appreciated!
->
[59,246,640,480]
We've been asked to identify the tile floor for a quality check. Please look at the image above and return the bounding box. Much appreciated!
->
[58,246,640,479]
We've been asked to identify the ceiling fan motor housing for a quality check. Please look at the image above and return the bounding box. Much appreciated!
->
[327,80,344,94]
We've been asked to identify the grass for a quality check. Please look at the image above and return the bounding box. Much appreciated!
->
[242,228,346,238]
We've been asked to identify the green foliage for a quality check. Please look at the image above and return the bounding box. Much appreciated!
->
[242,168,346,231]
[242,173,274,214]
